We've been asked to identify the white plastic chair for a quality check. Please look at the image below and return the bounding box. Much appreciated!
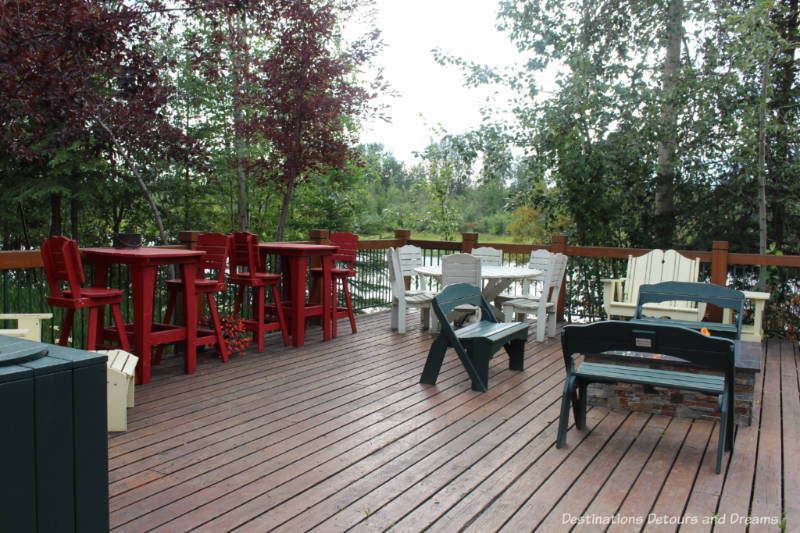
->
[441,253,482,288]
[387,248,435,333]
[502,253,568,341]
[396,244,427,290]
[471,246,503,266]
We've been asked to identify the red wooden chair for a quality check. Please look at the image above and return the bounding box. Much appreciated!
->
[41,235,130,352]
[228,232,289,352]
[311,231,358,338]
[154,232,232,364]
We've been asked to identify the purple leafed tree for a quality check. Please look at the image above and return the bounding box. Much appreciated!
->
[186,0,385,239]
[0,0,192,243]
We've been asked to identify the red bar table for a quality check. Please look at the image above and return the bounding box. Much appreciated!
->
[82,248,206,384]
[258,243,338,347]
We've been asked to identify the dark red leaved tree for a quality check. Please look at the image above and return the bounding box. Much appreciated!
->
[0,0,192,243]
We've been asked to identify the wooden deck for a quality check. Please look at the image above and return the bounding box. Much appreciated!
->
[108,311,798,532]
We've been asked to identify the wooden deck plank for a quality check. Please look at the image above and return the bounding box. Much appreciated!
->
[642,419,714,532]
[605,417,693,533]
[714,338,767,533]
[104,312,797,533]
[748,338,784,533]
[781,340,800,531]
[236,342,565,532]
[232,350,565,532]
[530,411,652,531]
[112,319,541,531]
[554,415,672,533]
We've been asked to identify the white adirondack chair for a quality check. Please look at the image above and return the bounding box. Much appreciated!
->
[387,248,435,333]
[0,313,52,341]
[396,244,427,290]
[502,253,568,341]
[601,249,704,320]
[441,253,482,287]
[471,246,503,266]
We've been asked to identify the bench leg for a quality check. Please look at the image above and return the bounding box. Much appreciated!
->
[505,339,525,371]
[470,352,491,392]
[574,381,588,430]
[557,375,576,448]
[716,392,728,474]
[420,334,449,385]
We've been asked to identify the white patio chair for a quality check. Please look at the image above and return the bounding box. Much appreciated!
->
[441,253,482,288]
[396,244,427,290]
[471,246,503,267]
[387,248,435,333]
[502,253,568,341]
[494,249,552,311]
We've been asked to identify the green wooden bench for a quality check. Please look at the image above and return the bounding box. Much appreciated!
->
[557,320,737,473]
[420,283,529,392]
[632,281,745,340]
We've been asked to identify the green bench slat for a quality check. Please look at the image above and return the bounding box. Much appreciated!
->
[576,362,725,394]
[456,321,528,342]
[632,317,737,335]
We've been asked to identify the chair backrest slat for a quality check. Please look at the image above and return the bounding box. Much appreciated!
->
[441,253,481,288]
[41,236,85,298]
[387,248,405,297]
[197,232,231,282]
[230,232,260,278]
[330,232,358,269]
[471,246,503,266]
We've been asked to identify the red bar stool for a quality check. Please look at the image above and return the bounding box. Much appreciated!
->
[311,231,358,338]
[41,235,130,352]
[154,232,232,364]
[228,232,289,352]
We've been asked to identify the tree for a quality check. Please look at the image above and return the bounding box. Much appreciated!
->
[0,0,193,244]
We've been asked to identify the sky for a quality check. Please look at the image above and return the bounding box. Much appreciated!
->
[356,0,524,164]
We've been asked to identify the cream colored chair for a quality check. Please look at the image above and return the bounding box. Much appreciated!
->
[0,313,52,341]
[95,349,138,432]
[601,249,703,320]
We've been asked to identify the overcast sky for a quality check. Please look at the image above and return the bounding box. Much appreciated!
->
[356,1,523,164]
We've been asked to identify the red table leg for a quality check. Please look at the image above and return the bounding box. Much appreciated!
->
[130,265,156,385]
[181,263,198,375]
[322,255,333,342]
[288,256,309,347]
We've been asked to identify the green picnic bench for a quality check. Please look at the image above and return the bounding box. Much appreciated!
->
[557,320,737,473]
[631,281,745,339]
[420,283,529,392]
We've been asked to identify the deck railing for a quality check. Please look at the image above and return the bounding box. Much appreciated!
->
[2,230,799,345]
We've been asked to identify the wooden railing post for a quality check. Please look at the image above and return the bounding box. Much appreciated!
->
[309,229,330,245]
[177,231,201,250]
[461,232,478,253]
[394,229,410,248]
[552,234,568,321]
[709,240,729,321]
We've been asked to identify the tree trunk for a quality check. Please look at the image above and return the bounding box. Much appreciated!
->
[96,118,169,245]
[654,0,683,249]
[70,197,79,241]
[767,0,798,250]
[227,7,249,232]
[50,193,62,236]
[758,62,769,288]
[276,178,295,242]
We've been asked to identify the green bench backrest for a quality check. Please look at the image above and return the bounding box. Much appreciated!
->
[635,281,745,338]
[561,320,736,379]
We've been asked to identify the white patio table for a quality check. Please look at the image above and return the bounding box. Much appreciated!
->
[415,264,543,318]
